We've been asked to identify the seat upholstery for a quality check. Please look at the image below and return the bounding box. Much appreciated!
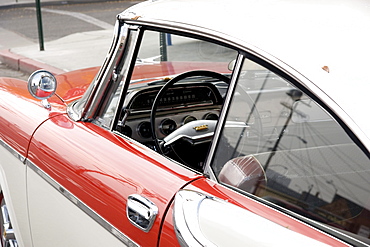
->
[218,155,267,193]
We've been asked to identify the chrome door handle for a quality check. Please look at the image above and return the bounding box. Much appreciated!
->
[127,194,158,232]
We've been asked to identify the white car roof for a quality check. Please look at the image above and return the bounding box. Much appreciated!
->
[121,0,370,147]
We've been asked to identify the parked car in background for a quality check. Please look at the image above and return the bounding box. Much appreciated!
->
[0,0,369,246]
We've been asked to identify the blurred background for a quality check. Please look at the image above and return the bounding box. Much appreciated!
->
[0,0,142,79]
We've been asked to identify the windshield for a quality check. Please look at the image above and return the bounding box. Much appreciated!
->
[130,30,236,86]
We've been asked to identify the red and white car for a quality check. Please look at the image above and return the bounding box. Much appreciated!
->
[0,0,369,246]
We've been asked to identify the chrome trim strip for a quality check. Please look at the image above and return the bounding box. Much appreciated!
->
[130,103,215,116]
[127,85,219,113]
[82,23,128,121]
[26,160,140,247]
[0,138,26,164]
[66,101,81,122]
[173,190,216,247]
[120,18,272,66]
[203,54,245,181]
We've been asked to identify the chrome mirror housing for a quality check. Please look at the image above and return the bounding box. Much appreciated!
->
[28,70,57,108]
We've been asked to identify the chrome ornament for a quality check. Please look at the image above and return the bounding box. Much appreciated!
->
[193,124,208,131]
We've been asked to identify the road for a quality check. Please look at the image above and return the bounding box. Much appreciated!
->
[0,0,141,79]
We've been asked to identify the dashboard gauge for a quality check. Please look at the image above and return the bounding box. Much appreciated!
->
[183,115,197,125]
[160,119,177,135]
[137,121,152,138]
[203,113,219,120]
[117,125,132,137]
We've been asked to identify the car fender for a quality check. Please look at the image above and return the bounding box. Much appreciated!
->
[0,76,66,247]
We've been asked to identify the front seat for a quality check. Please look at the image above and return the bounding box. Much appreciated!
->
[218,155,266,194]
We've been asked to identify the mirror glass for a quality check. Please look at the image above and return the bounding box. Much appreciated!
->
[28,70,57,100]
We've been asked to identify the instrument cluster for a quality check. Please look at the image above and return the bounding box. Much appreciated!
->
[119,83,223,143]
[119,110,220,142]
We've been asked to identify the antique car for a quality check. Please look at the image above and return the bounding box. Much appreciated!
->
[0,0,369,246]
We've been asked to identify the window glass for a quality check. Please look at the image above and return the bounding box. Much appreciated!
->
[130,31,236,83]
[212,57,370,241]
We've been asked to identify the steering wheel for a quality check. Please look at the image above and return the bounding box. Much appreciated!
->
[150,70,230,155]
[150,70,262,169]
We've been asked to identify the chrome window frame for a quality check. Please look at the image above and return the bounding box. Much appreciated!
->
[203,53,244,181]
[67,21,138,122]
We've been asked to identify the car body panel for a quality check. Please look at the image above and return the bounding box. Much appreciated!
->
[0,143,30,247]
[55,66,100,104]
[0,76,68,247]
[183,178,349,246]
[27,167,127,247]
[0,77,64,157]
[159,178,350,247]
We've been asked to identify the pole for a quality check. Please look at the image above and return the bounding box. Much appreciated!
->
[35,0,45,51]
[159,32,167,61]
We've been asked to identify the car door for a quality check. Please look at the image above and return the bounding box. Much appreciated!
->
[26,112,201,247]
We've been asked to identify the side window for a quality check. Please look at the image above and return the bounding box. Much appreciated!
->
[212,57,370,241]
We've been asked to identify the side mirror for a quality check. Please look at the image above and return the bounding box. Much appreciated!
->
[28,70,57,108]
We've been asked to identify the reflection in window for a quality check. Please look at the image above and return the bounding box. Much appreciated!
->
[212,58,370,243]
[130,31,236,83]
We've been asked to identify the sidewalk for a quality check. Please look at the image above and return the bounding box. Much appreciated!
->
[0,29,114,75]
[0,0,140,75]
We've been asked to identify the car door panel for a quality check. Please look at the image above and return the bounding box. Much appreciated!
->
[27,113,201,246]
[27,165,128,247]
[158,203,179,247]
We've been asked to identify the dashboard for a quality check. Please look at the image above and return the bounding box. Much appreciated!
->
[118,82,224,143]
